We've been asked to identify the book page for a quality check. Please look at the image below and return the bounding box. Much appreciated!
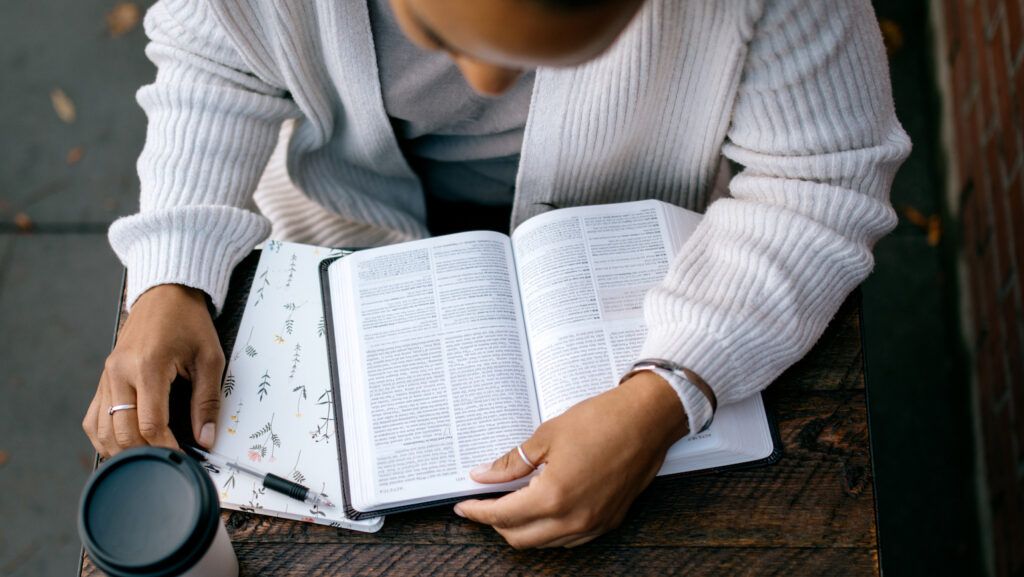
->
[329,232,540,508]
[511,200,701,421]
[211,241,382,532]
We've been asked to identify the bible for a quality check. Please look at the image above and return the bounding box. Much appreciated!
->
[320,200,781,520]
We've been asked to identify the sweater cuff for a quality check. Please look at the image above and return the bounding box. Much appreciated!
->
[645,367,714,438]
[108,205,271,314]
[639,323,735,431]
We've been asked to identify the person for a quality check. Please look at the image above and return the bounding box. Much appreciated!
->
[83,0,910,549]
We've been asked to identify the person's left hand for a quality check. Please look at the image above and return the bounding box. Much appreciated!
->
[454,371,689,549]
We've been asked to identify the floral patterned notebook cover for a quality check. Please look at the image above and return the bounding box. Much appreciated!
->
[204,241,383,532]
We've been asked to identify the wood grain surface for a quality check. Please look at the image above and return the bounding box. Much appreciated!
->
[82,253,878,576]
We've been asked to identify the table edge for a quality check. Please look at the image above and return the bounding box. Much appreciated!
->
[859,288,885,577]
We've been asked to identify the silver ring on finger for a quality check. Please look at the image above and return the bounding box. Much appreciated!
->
[517,444,537,470]
[108,404,137,416]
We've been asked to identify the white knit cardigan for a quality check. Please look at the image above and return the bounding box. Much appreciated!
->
[109,0,911,432]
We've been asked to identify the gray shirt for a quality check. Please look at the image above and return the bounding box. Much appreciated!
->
[366,0,535,206]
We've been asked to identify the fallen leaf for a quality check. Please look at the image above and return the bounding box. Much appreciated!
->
[50,88,76,123]
[900,205,930,228]
[66,146,84,165]
[0,451,7,466]
[14,212,33,232]
[879,18,904,56]
[927,215,942,247]
[900,205,943,246]
[79,452,96,472]
[106,2,141,37]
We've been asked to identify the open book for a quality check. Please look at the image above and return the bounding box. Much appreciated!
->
[320,200,780,520]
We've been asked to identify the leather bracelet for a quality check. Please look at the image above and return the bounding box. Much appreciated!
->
[619,358,718,433]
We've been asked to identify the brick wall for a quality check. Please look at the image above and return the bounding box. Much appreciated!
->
[941,0,1024,574]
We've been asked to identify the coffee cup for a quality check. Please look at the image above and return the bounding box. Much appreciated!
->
[78,447,238,577]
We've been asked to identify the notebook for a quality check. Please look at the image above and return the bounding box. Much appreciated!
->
[203,241,383,533]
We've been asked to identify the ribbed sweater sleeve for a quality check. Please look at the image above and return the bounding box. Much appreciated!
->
[639,0,910,432]
[108,0,299,313]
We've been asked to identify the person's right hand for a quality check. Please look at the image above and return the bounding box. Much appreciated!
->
[83,284,225,458]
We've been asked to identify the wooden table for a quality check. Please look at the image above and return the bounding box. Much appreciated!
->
[82,252,879,576]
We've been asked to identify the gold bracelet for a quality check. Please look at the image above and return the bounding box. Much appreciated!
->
[619,358,718,433]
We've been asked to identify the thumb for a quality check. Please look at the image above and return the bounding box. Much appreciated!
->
[470,434,546,484]
[190,349,225,449]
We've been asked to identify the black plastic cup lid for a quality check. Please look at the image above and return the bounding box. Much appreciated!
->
[78,447,220,577]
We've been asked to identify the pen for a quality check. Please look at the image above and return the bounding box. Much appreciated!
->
[187,445,336,510]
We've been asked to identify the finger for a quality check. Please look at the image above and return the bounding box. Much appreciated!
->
[455,484,548,528]
[135,367,180,450]
[561,533,600,549]
[109,376,144,450]
[82,388,104,455]
[470,435,547,484]
[95,380,120,457]
[494,518,580,550]
[537,532,587,549]
[189,347,225,449]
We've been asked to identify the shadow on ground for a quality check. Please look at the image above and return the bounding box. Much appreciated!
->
[863,0,984,574]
